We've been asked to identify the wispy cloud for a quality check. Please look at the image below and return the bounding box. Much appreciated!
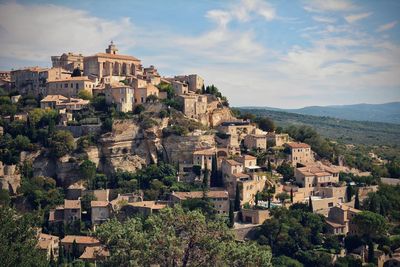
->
[345,12,372,23]
[377,21,397,32]
[312,16,336,23]
[304,0,355,12]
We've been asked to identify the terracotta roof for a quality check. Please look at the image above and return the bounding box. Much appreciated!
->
[287,142,310,149]
[79,246,110,260]
[240,155,257,160]
[64,199,81,209]
[87,53,140,62]
[339,204,361,213]
[61,235,100,245]
[41,95,68,102]
[91,201,109,208]
[172,190,228,200]
[92,189,110,202]
[37,233,59,250]
[224,159,242,166]
[193,148,215,155]
[128,201,166,210]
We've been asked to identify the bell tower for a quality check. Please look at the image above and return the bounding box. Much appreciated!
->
[106,41,118,55]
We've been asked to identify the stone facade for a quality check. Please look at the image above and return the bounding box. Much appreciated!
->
[174,74,204,92]
[105,84,134,112]
[244,134,267,150]
[47,76,94,98]
[286,142,313,166]
[52,52,84,72]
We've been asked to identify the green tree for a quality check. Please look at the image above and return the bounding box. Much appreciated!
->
[80,160,97,189]
[276,192,289,203]
[346,184,355,202]
[234,183,241,211]
[309,196,313,212]
[0,207,48,266]
[272,256,303,267]
[49,130,75,157]
[78,90,92,100]
[228,200,234,228]
[96,206,272,266]
[277,162,294,182]
[354,189,360,209]
[255,116,275,132]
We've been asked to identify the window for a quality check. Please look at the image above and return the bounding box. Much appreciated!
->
[328,202,333,207]
[64,83,68,88]
[75,83,78,89]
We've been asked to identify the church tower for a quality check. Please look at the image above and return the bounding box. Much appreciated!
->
[105,41,118,55]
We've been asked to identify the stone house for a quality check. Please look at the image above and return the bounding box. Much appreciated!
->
[0,162,21,195]
[49,199,81,223]
[40,94,89,111]
[238,172,268,205]
[105,84,134,112]
[61,235,101,255]
[173,74,204,92]
[244,134,267,150]
[171,80,188,95]
[179,94,208,119]
[236,155,257,169]
[241,209,270,224]
[192,148,215,171]
[79,246,110,263]
[46,76,95,98]
[326,204,361,235]
[170,190,229,215]
[91,201,112,225]
[266,132,289,147]
[120,201,167,218]
[37,233,59,260]
[51,52,84,72]
[295,164,339,188]
[286,142,313,166]
[134,83,159,104]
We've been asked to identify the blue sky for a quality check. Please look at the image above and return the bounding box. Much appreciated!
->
[0,0,399,107]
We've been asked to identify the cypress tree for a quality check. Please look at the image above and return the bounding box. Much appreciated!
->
[228,200,234,228]
[210,154,218,187]
[57,246,65,266]
[290,188,293,203]
[267,158,272,172]
[346,185,353,202]
[368,240,375,263]
[72,239,79,259]
[309,196,313,212]
[234,183,241,211]
[255,191,259,206]
[354,189,360,209]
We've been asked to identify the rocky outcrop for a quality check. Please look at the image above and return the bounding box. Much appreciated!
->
[162,133,216,164]
[0,162,21,194]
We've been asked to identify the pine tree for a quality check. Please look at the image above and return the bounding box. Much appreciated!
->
[309,196,313,212]
[202,167,210,194]
[354,189,360,209]
[72,239,79,259]
[228,200,234,228]
[57,245,65,266]
[210,154,218,187]
[234,183,241,211]
[201,84,205,94]
[290,188,293,203]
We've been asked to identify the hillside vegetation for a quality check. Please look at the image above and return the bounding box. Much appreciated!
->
[236,108,400,146]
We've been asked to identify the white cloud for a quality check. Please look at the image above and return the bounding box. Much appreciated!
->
[304,0,354,12]
[0,2,136,64]
[345,12,372,23]
[377,21,397,32]
[312,16,336,23]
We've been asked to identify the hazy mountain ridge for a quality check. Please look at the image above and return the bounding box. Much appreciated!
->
[240,102,400,124]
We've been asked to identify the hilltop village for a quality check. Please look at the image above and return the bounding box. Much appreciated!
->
[0,43,399,267]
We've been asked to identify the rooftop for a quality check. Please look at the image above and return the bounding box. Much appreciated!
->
[47,76,92,83]
[87,52,140,62]
[128,201,166,210]
[79,246,110,260]
[41,95,68,102]
[64,199,81,209]
[193,148,215,155]
[224,159,242,166]
[91,201,109,208]
[61,235,100,245]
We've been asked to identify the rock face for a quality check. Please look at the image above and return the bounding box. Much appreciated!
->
[0,162,21,194]
[163,133,216,165]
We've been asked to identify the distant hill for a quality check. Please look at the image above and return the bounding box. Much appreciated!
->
[240,102,400,124]
[236,108,400,146]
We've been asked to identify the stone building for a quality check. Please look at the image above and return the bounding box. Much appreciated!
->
[170,190,229,215]
[192,148,215,171]
[47,76,95,98]
[326,204,361,235]
[174,74,204,92]
[37,233,59,260]
[244,134,267,150]
[91,201,112,226]
[49,199,81,223]
[40,94,89,111]
[286,142,313,166]
[266,132,289,147]
[11,67,69,96]
[52,52,84,72]
[134,83,159,104]
[83,42,141,81]
[179,94,207,119]
[295,164,339,188]
[105,84,134,112]
[171,80,189,95]
[61,235,101,255]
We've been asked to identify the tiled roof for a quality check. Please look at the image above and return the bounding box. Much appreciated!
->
[240,155,257,160]
[40,95,68,102]
[64,199,81,209]
[232,173,250,179]
[87,53,140,62]
[61,235,100,245]
[47,76,92,83]
[128,201,166,210]
[79,246,110,260]
[287,142,310,149]
[91,201,109,208]
[224,159,242,166]
[37,233,59,250]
